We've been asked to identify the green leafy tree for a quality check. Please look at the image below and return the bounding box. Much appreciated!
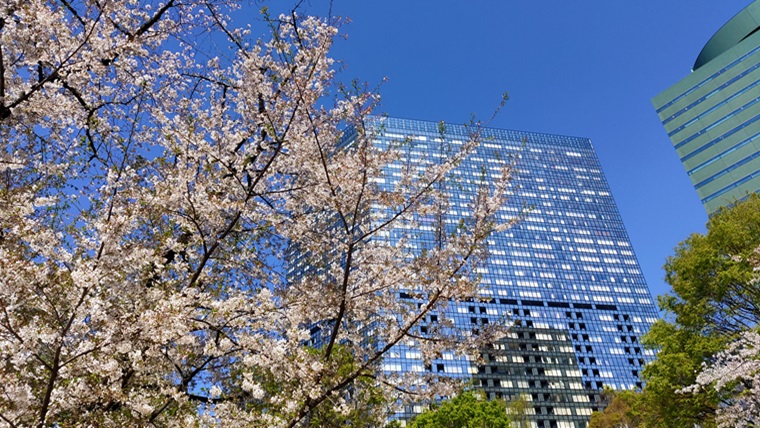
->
[634,194,760,428]
[407,391,511,428]
[588,388,642,428]
[661,194,760,336]
[636,322,721,428]
[506,394,530,428]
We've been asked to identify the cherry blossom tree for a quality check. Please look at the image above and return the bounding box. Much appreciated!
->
[0,1,515,426]
[686,329,760,428]
[683,244,760,428]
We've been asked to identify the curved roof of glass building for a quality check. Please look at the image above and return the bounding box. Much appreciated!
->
[694,1,760,71]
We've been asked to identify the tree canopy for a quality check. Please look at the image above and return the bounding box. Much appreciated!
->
[587,389,641,428]
[407,391,511,428]
[0,1,515,426]
[661,193,760,337]
[630,194,760,427]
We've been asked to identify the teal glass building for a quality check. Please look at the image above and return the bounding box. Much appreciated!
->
[322,117,660,428]
[653,1,760,215]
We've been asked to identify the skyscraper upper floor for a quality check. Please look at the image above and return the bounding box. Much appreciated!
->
[653,1,760,214]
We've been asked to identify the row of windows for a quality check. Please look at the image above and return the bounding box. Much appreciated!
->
[687,128,760,176]
[680,110,760,163]
[657,43,760,116]
[702,162,760,203]
[378,119,593,150]
[693,133,760,189]
[373,120,657,397]
[669,72,760,137]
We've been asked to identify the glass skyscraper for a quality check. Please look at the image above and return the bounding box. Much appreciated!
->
[354,117,659,428]
[653,1,760,215]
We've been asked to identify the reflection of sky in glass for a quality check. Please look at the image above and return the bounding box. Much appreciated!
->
[372,117,659,424]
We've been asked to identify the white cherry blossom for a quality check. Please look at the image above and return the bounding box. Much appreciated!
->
[0,1,515,426]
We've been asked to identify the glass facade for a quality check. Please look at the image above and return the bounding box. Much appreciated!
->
[361,117,659,427]
[476,326,599,428]
[653,1,760,215]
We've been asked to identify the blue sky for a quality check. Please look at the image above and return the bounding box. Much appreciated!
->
[259,1,753,300]
[305,1,752,301]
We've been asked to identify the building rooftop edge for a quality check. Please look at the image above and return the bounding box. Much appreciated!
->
[369,115,593,143]
[693,1,760,71]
